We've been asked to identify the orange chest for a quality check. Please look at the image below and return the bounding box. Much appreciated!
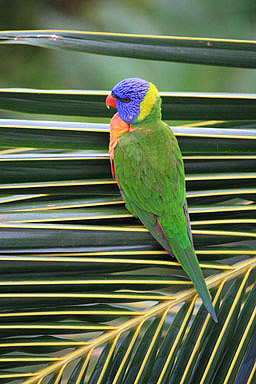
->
[109,113,131,159]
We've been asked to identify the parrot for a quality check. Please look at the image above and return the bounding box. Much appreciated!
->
[105,78,217,322]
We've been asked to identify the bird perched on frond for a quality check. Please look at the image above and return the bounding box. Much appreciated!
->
[106,78,217,322]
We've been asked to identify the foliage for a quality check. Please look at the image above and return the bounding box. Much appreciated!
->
[0,30,255,383]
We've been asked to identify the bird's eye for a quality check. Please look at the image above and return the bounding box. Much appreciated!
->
[121,97,130,103]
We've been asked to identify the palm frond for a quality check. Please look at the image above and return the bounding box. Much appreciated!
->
[0,30,256,383]
[0,257,253,384]
[1,90,256,119]
[0,30,256,68]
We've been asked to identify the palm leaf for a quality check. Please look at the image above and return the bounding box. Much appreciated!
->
[0,30,256,68]
[1,90,256,119]
[0,258,254,383]
[0,30,255,383]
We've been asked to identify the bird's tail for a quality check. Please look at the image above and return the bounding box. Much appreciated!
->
[125,199,217,322]
[172,241,217,322]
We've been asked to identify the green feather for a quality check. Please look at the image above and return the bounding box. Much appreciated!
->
[113,95,217,322]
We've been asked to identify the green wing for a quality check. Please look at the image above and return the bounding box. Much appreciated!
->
[114,120,185,233]
[114,121,217,322]
[114,121,185,217]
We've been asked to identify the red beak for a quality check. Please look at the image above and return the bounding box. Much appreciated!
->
[106,94,117,109]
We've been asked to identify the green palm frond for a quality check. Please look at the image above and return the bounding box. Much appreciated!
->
[1,89,256,119]
[0,30,255,383]
[0,30,256,68]
[0,257,255,383]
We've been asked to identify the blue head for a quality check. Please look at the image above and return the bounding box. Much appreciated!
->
[106,78,159,124]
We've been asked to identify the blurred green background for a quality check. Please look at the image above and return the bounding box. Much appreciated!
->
[0,0,256,94]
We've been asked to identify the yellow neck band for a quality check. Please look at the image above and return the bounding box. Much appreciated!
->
[137,82,158,122]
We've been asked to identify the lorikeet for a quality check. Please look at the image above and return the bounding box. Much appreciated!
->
[106,78,217,322]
